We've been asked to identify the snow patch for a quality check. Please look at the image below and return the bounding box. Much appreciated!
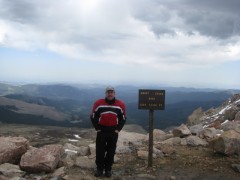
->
[68,139,79,142]
[65,149,78,154]
[221,120,229,125]
[235,99,240,103]
[74,134,81,139]
[219,105,232,115]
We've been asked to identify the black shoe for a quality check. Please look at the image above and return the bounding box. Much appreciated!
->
[94,170,103,177]
[105,170,112,177]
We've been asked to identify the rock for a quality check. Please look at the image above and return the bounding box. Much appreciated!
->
[60,153,75,168]
[187,107,204,126]
[0,175,8,180]
[116,144,132,154]
[153,147,164,158]
[52,166,65,177]
[63,143,89,156]
[88,143,96,157]
[154,144,176,155]
[137,151,148,160]
[234,122,240,133]
[210,130,240,155]
[231,164,240,173]
[157,138,174,145]
[74,156,95,169]
[172,124,191,137]
[0,136,29,164]
[159,137,186,146]
[78,146,90,156]
[151,129,173,142]
[116,130,147,154]
[199,128,219,140]
[234,111,240,121]
[189,124,204,136]
[224,108,238,121]
[221,120,240,132]
[152,129,166,141]
[0,163,25,178]
[20,144,64,173]
[186,135,208,147]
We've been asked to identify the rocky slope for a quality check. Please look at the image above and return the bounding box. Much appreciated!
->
[0,94,240,180]
[187,93,240,130]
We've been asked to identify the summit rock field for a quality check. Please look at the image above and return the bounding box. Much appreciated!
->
[0,94,240,179]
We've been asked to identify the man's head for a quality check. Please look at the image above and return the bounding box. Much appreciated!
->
[105,86,115,101]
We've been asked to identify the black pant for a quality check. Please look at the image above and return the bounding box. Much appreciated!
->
[95,131,118,171]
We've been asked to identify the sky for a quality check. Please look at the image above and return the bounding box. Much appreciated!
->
[0,0,240,89]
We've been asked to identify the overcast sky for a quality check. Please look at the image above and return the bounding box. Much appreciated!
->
[0,0,240,89]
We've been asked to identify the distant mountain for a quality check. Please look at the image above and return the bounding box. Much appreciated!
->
[0,83,239,130]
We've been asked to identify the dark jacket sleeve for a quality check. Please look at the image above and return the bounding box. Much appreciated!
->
[90,101,100,131]
[116,101,127,131]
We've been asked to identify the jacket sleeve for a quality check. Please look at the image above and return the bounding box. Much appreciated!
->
[116,101,127,131]
[90,101,100,131]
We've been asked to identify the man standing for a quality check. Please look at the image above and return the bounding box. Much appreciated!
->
[90,86,126,177]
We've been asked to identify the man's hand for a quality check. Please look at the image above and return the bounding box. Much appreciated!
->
[97,130,101,132]
[115,130,119,133]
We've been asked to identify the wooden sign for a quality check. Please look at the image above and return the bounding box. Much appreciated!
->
[138,89,165,110]
[138,89,166,167]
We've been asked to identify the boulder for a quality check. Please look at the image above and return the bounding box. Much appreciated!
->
[152,129,166,141]
[150,129,173,142]
[234,111,240,121]
[172,124,191,137]
[187,107,204,126]
[116,130,147,154]
[63,143,89,156]
[88,143,96,158]
[221,120,240,131]
[0,163,25,178]
[210,130,240,155]
[199,127,219,140]
[75,156,95,169]
[189,124,204,136]
[20,144,64,173]
[0,136,29,164]
[186,136,208,147]
[232,164,240,173]
[154,144,176,155]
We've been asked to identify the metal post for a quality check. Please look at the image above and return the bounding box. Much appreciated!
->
[148,109,154,167]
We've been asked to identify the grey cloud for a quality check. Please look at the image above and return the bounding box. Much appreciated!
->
[0,0,40,23]
[133,0,240,39]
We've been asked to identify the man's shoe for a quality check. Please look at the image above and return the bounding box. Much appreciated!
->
[94,170,103,177]
[105,170,112,177]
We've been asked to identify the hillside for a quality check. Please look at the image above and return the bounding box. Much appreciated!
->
[0,97,69,121]
[0,83,239,129]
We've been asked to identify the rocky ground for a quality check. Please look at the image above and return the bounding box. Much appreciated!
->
[66,147,240,180]
[0,123,240,180]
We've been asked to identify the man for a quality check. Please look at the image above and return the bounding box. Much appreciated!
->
[90,86,126,177]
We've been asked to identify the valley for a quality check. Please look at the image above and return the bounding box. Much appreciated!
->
[0,83,239,130]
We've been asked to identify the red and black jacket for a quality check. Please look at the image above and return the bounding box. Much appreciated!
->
[90,98,126,132]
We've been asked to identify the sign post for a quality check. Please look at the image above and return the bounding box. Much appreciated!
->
[138,89,165,167]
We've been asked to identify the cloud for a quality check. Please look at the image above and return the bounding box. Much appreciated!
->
[133,0,240,39]
[0,0,240,73]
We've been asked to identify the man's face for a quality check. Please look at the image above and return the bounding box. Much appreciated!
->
[105,90,115,100]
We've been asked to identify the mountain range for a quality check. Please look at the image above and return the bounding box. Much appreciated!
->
[0,82,239,130]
